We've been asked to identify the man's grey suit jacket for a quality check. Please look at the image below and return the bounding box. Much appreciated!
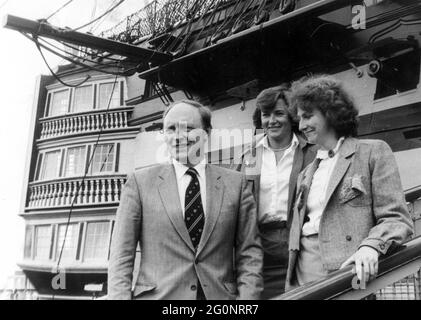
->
[108,163,263,300]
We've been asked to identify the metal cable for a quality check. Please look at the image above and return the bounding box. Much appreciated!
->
[73,0,125,31]
[32,35,91,88]
[23,32,131,76]
[45,0,75,21]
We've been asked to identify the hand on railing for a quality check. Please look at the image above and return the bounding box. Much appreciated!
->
[340,246,379,283]
[276,236,421,300]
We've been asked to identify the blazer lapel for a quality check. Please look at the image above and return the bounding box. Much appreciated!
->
[297,167,311,231]
[289,170,306,250]
[196,165,224,256]
[287,139,306,224]
[157,165,195,252]
[243,146,263,208]
[324,138,357,207]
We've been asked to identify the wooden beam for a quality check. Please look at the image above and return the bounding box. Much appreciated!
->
[2,14,172,65]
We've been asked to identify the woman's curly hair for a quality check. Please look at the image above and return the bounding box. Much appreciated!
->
[289,75,359,138]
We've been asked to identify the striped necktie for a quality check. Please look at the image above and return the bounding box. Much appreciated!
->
[184,168,205,249]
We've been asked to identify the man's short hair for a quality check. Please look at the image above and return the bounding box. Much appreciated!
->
[289,75,359,138]
[253,84,299,132]
[163,99,212,134]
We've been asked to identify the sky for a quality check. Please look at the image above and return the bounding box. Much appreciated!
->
[0,0,149,291]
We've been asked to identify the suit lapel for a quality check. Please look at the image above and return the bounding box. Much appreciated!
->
[196,165,224,256]
[297,167,310,231]
[243,146,262,208]
[287,140,305,224]
[324,138,357,207]
[157,165,195,253]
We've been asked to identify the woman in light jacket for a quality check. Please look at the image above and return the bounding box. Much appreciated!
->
[285,75,413,290]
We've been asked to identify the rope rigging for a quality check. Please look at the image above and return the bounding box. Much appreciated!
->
[30,34,91,88]
[45,0,75,21]
[166,0,219,55]
[73,0,125,31]
[22,32,139,77]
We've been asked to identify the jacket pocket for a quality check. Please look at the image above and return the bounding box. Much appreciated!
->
[339,176,369,207]
[132,283,156,299]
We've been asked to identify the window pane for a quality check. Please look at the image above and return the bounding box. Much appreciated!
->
[56,224,78,262]
[34,226,51,260]
[41,151,61,180]
[50,89,69,116]
[84,222,109,261]
[90,144,115,174]
[98,83,119,109]
[73,85,93,113]
[65,146,86,177]
[24,226,33,259]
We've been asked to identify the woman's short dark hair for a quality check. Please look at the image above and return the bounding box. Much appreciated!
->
[163,99,212,134]
[289,75,359,137]
[253,84,299,132]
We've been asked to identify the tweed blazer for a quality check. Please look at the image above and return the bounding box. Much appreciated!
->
[231,134,318,227]
[285,138,414,289]
[108,163,263,300]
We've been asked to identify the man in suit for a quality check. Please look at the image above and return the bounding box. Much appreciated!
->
[108,100,263,300]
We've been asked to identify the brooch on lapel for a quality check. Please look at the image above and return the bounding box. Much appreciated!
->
[244,159,259,176]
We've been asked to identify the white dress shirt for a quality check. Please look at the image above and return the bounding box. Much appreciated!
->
[302,137,345,236]
[258,134,299,224]
[172,158,207,217]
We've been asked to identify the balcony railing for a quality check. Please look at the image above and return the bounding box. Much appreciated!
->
[39,108,133,140]
[27,175,127,209]
[275,185,421,300]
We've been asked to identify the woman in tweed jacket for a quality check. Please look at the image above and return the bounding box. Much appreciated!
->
[285,75,413,290]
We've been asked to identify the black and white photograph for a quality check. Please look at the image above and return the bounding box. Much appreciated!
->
[0,0,420,304]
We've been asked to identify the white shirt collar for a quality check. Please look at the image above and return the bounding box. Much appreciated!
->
[316,136,345,160]
[257,133,299,152]
[172,158,207,181]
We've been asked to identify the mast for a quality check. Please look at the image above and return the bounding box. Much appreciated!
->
[2,14,172,65]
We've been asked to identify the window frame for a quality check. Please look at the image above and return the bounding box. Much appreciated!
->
[36,141,120,182]
[82,220,111,263]
[71,84,95,113]
[54,223,80,262]
[45,78,127,118]
[33,224,53,261]
[46,88,71,117]
[28,219,114,264]
[97,81,121,110]
[39,149,62,181]
[24,225,34,259]
[63,145,88,178]
[88,143,117,175]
